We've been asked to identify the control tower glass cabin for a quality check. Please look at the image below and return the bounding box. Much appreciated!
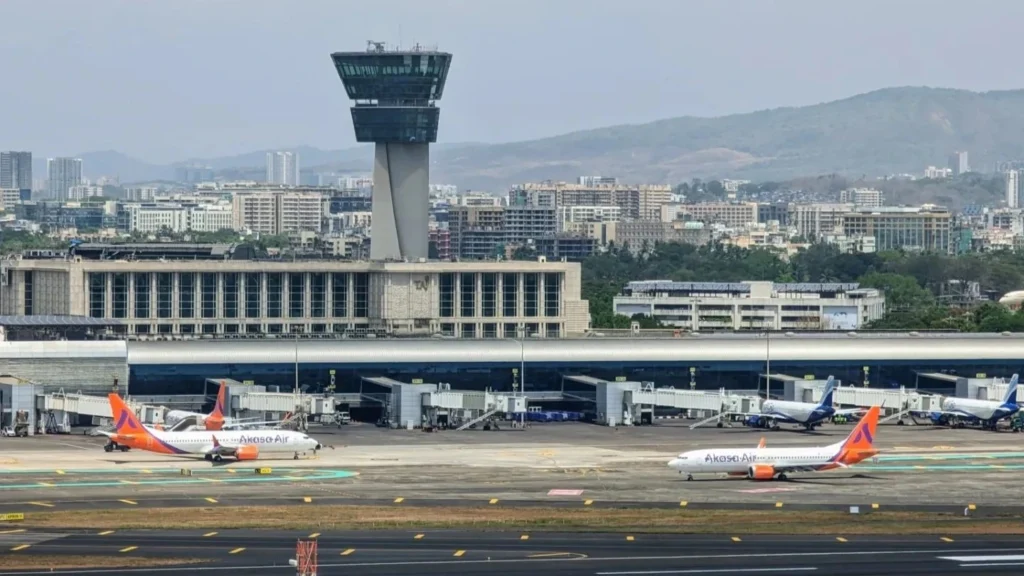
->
[331,44,452,260]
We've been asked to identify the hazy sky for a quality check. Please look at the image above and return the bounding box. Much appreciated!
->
[3,0,1023,163]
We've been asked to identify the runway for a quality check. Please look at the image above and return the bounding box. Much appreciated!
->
[2,530,1024,575]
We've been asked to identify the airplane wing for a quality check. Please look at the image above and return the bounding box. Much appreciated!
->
[757,437,766,449]
[835,408,867,416]
[220,419,290,430]
[205,435,239,457]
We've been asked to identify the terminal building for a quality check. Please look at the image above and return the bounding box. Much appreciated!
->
[0,244,590,339]
[3,334,1024,400]
[613,281,886,331]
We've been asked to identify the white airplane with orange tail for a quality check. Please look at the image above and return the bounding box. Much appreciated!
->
[100,393,322,462]
[668,405,881,481]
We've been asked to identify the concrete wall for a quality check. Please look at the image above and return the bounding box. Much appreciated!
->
[372,142,429,260]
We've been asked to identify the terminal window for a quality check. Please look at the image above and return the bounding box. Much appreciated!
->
[112,273,128,319]
[481,273,496,317]
[201,273,217,319]
[524,274,538,317]
[504,323,517,338]
[502,273,517,317]
[483,323,497,338]
[289,273,305,318]
[224,273,239,319]
[331,273,348,318]
[544,273,560,317]
[22,271,32,316]
[245,273,261,318]
[267,273,282,318]
[353,273,368,318]
[157,273,172,319]
[439,273,455,318]
[461,323,476,338]
[460,273,475,317]
[311,273,326,318]
[134,273,150,319]
[179,273,195,319]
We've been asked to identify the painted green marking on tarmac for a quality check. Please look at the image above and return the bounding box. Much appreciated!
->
[0,469,357,490]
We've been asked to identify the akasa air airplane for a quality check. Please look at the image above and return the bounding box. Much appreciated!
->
[668,405,880,481]
[739,376,865,431]
[100,393,322,462]
[162,384,281,431]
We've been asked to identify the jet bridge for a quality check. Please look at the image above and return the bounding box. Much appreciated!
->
[360,376,527,430]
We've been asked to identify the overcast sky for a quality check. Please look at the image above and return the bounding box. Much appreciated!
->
[2,0,1022,163]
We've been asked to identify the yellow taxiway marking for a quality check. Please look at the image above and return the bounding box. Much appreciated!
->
[37,482,54,487]
[55,470,65,475]
[968,504,977,511]
[119,499,137,505]
[583,499,593,506]
[119,480,138,485]
[227,469,237,474]
[913,465,925,470]
[140,469,153,474]
[520,534,529,540]
[302,497,312,503]
[731,537,742,542]
[453,550,466,557]
[941,537,954,542]
[229,547,246,554]
[28,501,54,507]
[98,530,115,536]
[414,534,425,540]
[10,544,30,551]
[489,498,499,505]
[341,548,355,556]
[198,477,223,483]
[836,537,847,543]
[0,529,26,534]
[871,503,879,509]
[394,497,405,503]
[679,501,688,507]
[119,546,138,553]
[626,536,635,541]
[308,533,320,539]
[775,502,783,508]
[204,498,218,504]
[203,532,218,537]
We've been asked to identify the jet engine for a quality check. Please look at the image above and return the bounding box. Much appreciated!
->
[235,445,260,460]
[747,464,775,480]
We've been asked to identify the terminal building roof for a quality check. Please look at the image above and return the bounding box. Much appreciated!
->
[125,333,1024,366]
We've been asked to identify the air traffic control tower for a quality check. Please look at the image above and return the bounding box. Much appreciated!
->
[331,41,452,260]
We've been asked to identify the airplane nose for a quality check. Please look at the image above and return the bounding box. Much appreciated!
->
[668,459,680,469]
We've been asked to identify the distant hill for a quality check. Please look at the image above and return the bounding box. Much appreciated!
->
[49,87,1024,190]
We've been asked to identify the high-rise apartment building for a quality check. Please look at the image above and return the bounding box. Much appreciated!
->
[0,151,32,192]
[448,205,560,260]
[788,203,854,239]
[509,181,671,220]
[948,151,970,176]
[265,151,300,186]
[677,202,759,229]
[1007,170,1021,208]
[46,157,83,200]
[232,190,322,235]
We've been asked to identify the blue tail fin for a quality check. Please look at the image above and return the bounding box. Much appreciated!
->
[819,376,837,407]
[1002,374,1019,406]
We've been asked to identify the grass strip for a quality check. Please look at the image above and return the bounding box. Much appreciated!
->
[0,556,207,570]
[17,505,1024,534]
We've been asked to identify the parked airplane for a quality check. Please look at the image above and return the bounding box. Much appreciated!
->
[920,374,1019,431]
[741,376,865,431]
[668,405,880,481]
[163,385,285,431]
[100,393,322,462]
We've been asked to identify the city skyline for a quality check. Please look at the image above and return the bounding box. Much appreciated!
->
[2,0,1023,164]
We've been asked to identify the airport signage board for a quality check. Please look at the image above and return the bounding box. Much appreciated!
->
[0,513,24,522]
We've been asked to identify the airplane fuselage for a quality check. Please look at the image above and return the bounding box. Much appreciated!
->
[670,446,843,475]
[109,429,318,457]
[759,400,835,426]
[941,398,1019,423]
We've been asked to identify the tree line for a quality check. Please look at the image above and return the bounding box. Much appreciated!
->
[582,242,1024,332]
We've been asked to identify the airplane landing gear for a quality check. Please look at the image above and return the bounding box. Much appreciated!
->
[293,452,299,460]
[686,474,694,481]
[104,442,114,453]
[212,454,223,462]
[204,454,213,461]
[777,473,789,481]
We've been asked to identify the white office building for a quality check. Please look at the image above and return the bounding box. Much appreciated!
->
[839,188,883,208]
[188,205,235,232]
[266,151,300,186]
[1006,171,1021,209]
[613,280,885,331]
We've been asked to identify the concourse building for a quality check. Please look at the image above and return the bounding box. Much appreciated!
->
[331,42,452,260]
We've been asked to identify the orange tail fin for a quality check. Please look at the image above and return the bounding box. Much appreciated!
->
[205,383,227,430]
[108,393,145,434]
[842,405,880,452]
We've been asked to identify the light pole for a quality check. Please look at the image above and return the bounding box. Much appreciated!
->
[765,330,771,400]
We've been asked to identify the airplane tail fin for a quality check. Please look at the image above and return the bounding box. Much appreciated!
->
[819,376,837,407]
[206,382,227,430]
[839,405,880,454]
[108,393,145,435]
[1002,374,1019,406]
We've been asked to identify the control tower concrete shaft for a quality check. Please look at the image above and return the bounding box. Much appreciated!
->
[331,42,452,260]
